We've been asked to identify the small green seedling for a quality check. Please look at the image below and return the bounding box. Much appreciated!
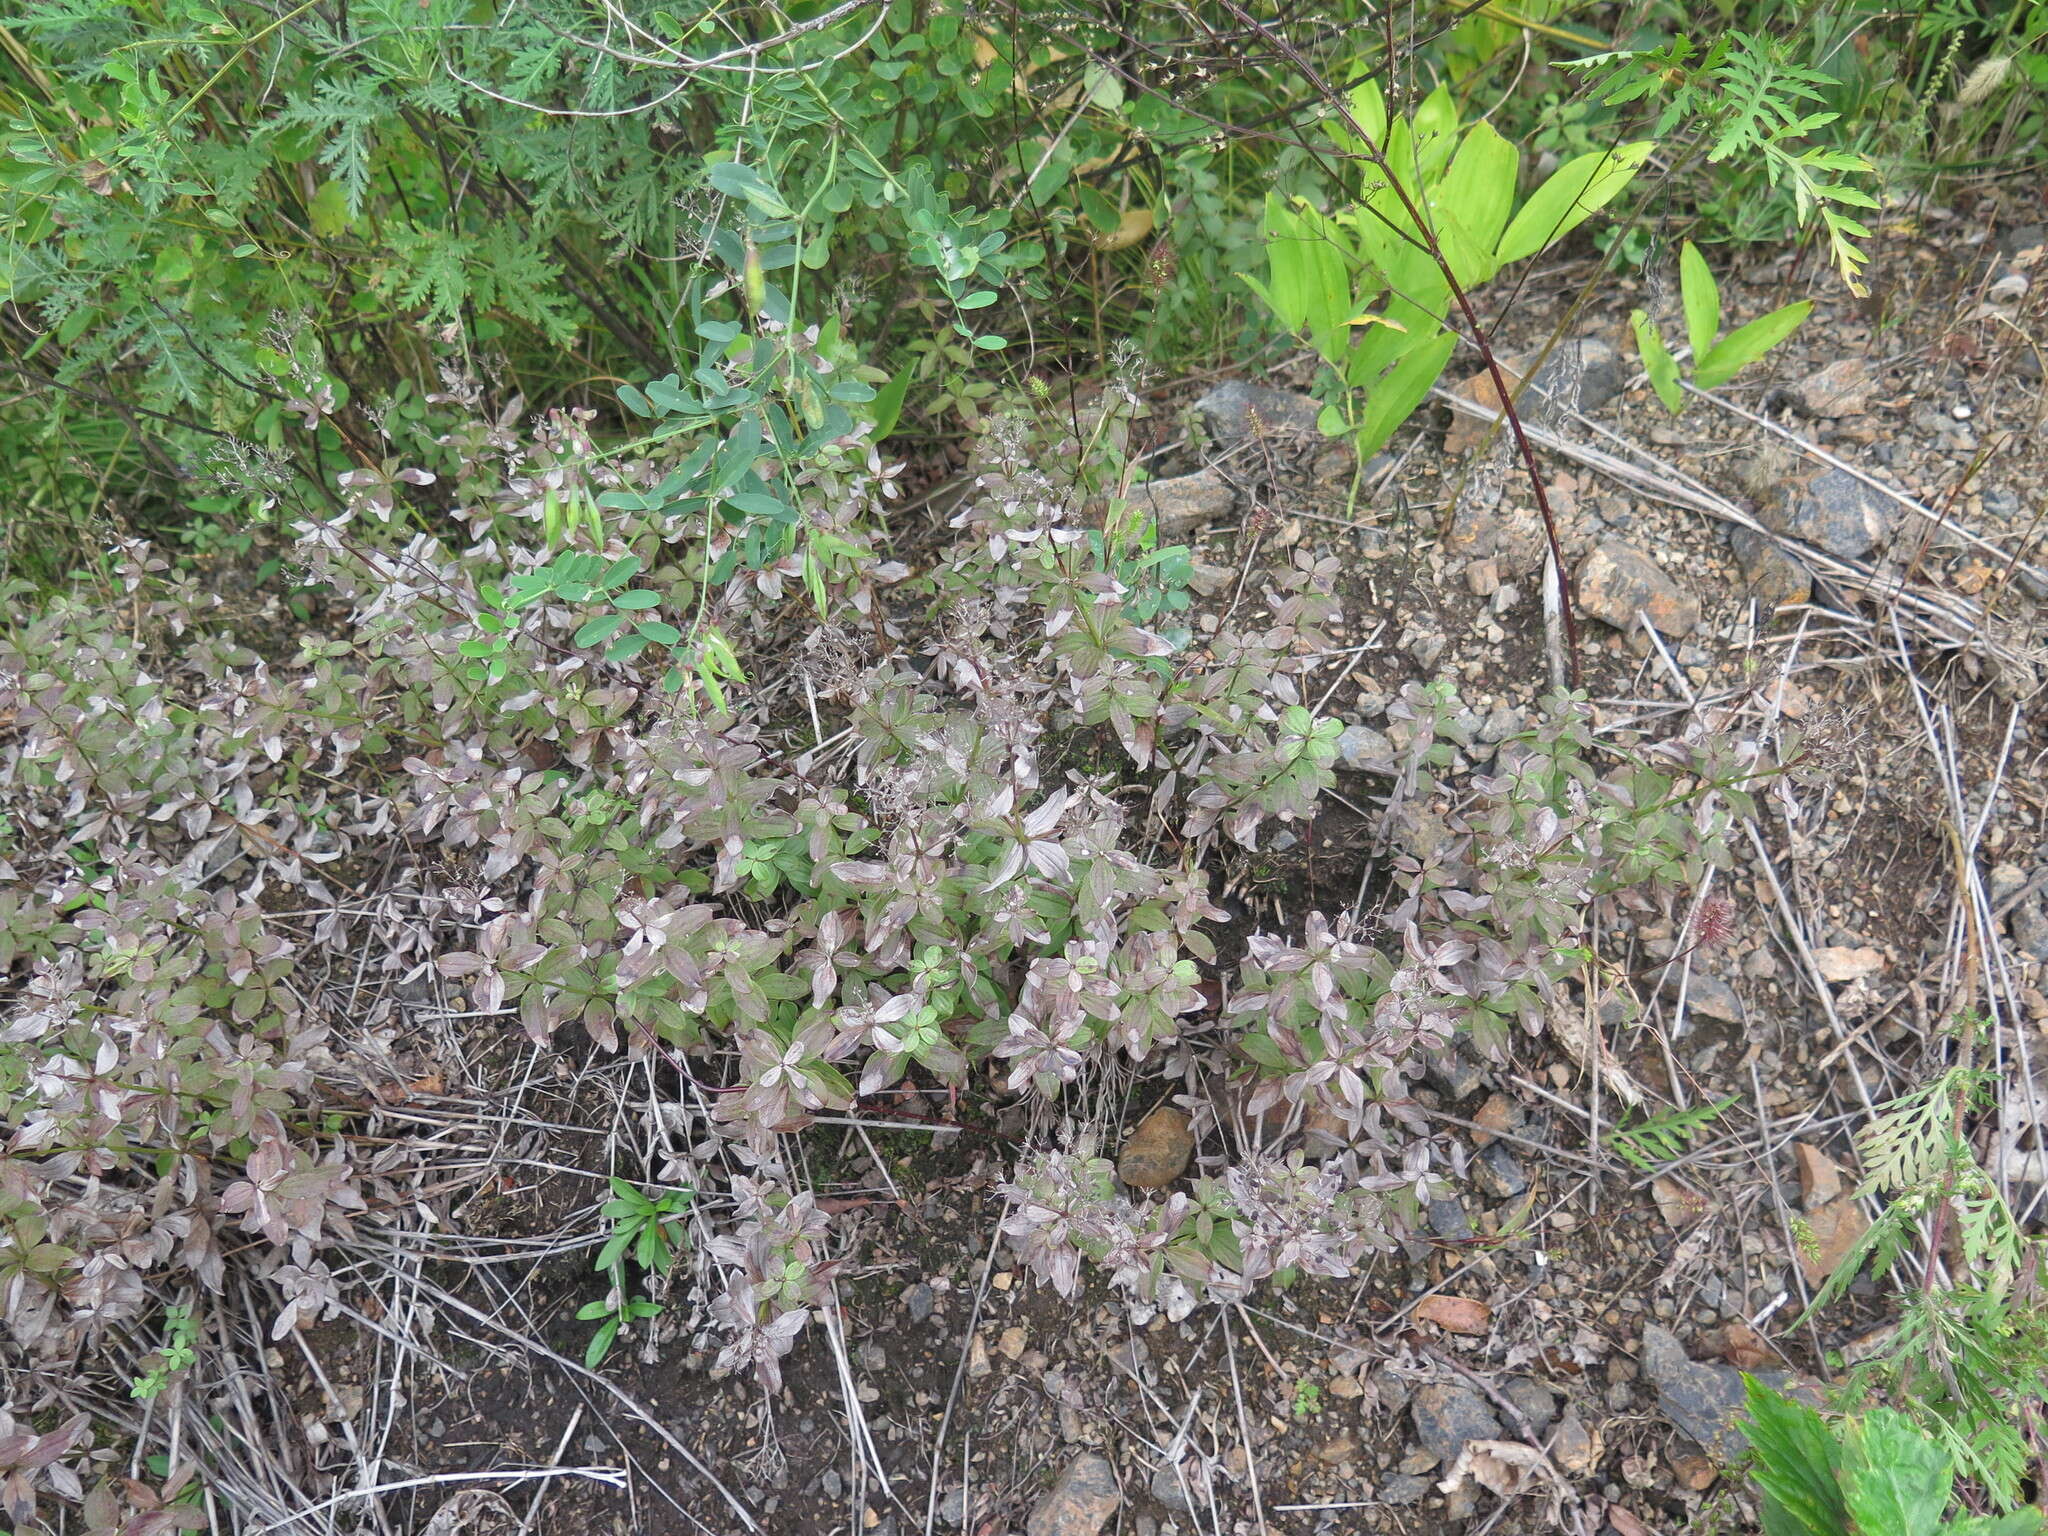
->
[131,1304,199,1400]
[1631,242,1811,413]
[1606,1093,1736,1172]
[580,1178,694,1368]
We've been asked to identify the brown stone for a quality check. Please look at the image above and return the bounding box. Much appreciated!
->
[1027,1454,1122,1536]
[1792,1142,1846,1210]
[1719,1321,1773,1371]
[1117,1103,1194,1189]
[1790,358,1877,419]
[1797,1195,1870,1289]
[1577,541,1700,637]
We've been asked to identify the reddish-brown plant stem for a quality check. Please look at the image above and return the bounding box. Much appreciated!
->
[1218,0,1583,685]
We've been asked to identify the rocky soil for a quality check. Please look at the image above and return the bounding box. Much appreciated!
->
[391,209,2048,1536]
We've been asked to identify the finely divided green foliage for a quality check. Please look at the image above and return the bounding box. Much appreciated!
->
[1247,78,1651,456]
[1794,1063,2048,1512]
[0,0,1314,568]
[1562,30,1878,290]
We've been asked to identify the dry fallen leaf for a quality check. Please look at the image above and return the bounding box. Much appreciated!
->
[1547,1002,1647,1108]
[1437,1439,1565,1521]
[1605,1505,1655,1536]
[1413,1295,1492,1336]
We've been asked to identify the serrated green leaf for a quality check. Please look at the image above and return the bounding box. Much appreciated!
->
[1842,1410,1951,1536]
[1740,1378,1847,1536]
[1695,300,1811,389]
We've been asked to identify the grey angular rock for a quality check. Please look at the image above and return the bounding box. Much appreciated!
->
[1667,971,1745,1024]
[1149,1459,1194,1513]
[1472,1141,1528,1199]
[1444,338,1624,454]
[1577,541,1700,636]
[1747,461,1893,559]
[1378,1473,1430,1506]
[1028,1454,1121,1536]
[1410,1384,1504,1465]
[2012,898,2048,963]
[1427,1197,1475,1241]
[1426,1048,1487,1101]
[1728,527,1812,611]
[1640,1325,1818,1460]
[937,1486,973,1527]
[1504,1377,1558,1434]
[1195,379,1324,443]
[1136,467,1235,532]
[902,1282,934,1324]
[1193,380,1353,485]
[1336,723,1396,773]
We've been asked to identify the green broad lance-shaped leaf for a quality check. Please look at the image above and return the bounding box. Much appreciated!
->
[635,620,682,647]
[1695,300,1811,389]
[1433,121,1519,280]
[611,589,661,611]
[602,555,642,589]
[1740,1378,1848,1536]
[1495,141,1655,267]
[870,362,914,441]
[1404,85,1463,188]
[595,1227,636,1271]
[1841,1410,1953,1536]
[1356,331,1456,458]
[1631,309,1685,415]
[1680,241,1720,363]
[1327,78,1392,158]
[584,1317,621,1368]
[1247,195,1351,355]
